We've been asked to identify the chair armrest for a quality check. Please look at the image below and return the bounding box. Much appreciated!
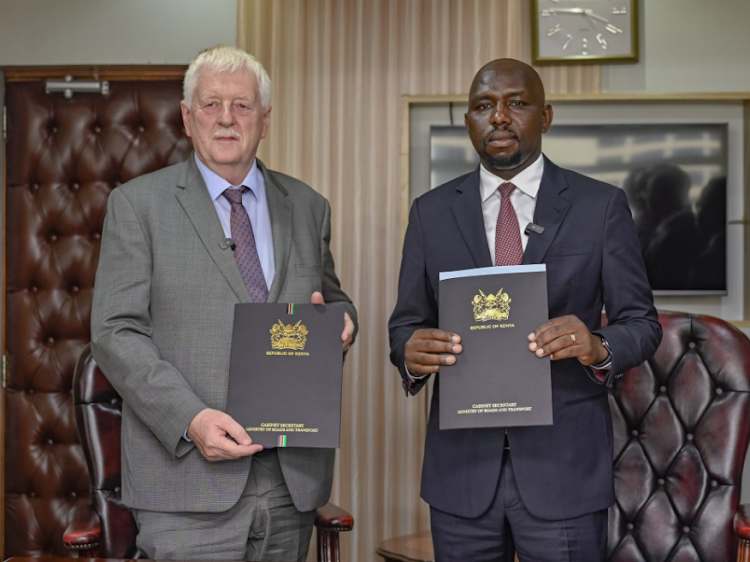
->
[63,503,101,550]
[737,504,750,562]
[737,504,750,541]
[315,502,354,532]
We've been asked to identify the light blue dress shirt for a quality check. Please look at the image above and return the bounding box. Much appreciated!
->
[194,153,276,291]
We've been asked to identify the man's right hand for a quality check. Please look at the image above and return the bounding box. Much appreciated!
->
[404,329,463,376]
[187,408,263,461]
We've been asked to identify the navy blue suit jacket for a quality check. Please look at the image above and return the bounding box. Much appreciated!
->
[389,157,662,520]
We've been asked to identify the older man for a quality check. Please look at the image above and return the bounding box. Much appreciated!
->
[91,45,357,561]
[389,59,661,561]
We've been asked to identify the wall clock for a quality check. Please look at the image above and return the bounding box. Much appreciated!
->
[531,0,638,64]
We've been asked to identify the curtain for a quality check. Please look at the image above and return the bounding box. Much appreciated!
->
[238,2,600,560]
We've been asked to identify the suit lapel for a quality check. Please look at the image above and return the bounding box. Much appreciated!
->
[175,156,251,303]
[258,159,292,304]
[451,168,493,269]
[522,156,571,265]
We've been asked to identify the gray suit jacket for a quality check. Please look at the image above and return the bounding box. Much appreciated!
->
[91,155,357,513]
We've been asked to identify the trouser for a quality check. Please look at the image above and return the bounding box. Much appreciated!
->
[133,449,316,561]
[430,449,608,562]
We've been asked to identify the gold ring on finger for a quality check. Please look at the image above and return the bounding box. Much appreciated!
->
[570,333,577,344]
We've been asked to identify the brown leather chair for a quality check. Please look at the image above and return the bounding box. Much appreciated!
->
[63,343,353,562]
[377,312,750,562]
[608,311,750,562]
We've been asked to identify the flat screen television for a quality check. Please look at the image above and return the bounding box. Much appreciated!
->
[430,123,728,295]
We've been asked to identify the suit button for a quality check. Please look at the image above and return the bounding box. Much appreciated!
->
[658,478,665,486]
[626,523,633,531]
[686,433,694,441]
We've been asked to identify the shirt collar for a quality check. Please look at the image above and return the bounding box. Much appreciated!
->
[479,153,545,203]
[194,153,264,202]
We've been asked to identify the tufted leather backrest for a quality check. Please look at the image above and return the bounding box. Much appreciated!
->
[608,311,750,562]
[4,76,191,557]
[73,343,140,558]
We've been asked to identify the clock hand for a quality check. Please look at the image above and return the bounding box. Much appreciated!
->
[583,10,610,23]
[547,7,610,24]
[549,7,586,15]
[583,13,597,31]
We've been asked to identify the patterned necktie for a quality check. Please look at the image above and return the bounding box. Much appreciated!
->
[494,182,524,266]
[222,187,269,302]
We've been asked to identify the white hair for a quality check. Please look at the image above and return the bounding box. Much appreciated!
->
[183,45,271,109]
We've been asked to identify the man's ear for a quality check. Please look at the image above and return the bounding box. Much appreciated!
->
[181,101,193,138]
[260,106,272,139]
[541,104,553,134]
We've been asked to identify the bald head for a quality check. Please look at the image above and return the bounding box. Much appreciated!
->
[469,59,546,106]
[465,58,552,180]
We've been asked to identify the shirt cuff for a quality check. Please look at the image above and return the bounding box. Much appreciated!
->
[590,356,612,369]
[183,428,192,442]
[588,335,613,383]
[401,362,431,396]
[405,363,430,383]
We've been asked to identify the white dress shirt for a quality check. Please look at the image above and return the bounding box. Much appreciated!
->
[479,153,544,258]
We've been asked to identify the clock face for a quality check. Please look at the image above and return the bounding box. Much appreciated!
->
[532,0,638,64]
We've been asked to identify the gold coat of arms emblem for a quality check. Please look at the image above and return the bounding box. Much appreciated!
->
[270,319,308,350]
[472,289,511,322]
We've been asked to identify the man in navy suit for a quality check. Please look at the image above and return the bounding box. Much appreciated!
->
[389,59,662,562]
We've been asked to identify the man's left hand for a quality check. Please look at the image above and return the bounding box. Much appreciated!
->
[311,292,355,352]
[528,315,608,366]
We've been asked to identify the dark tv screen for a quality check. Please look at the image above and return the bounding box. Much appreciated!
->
[430,123,728,295]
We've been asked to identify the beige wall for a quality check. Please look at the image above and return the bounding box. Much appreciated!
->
[603,0,750,93]
[0,0,237,66]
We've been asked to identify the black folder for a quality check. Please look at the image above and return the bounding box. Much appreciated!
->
[226,303,343,448]
[438,265,553,430]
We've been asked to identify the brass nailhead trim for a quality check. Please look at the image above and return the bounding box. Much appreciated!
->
[65,542,99,550]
